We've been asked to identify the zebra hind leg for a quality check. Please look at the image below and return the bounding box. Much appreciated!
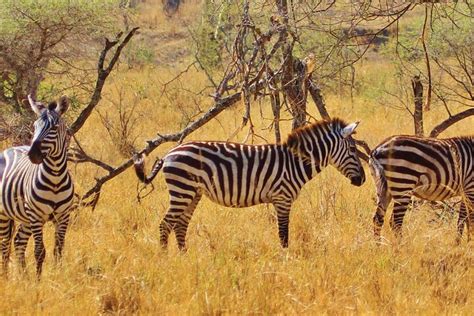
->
[369,158,391,243]
[14,224,31,273]
[0,217,14,276]
[456,202,467,244]
[389,196,411,240]
[53,213,70,264]
[468,210,474,243]
[273,201,292,248]
[466,194,474,242]
[373,187,391,244]
[173,192,202,251]
[160,188,199,250]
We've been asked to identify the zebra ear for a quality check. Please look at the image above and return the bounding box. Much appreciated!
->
[28,94,45,116]
[55,95,69,115]
[341,121,359,138]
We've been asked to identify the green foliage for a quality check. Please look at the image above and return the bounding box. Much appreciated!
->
[124,41,156,67]
[429,10,471,59]
[0,0,118,37]
[195,0,240,70]
[379,14,425,62]
[0,0,121,115]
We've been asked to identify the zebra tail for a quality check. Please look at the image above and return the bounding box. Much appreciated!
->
[133,154,164,185]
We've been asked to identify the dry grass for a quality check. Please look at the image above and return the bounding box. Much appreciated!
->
[1,3,474,313]
[1,63,473,314]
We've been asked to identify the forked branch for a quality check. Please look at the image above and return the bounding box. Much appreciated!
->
[77,91,244,208]
[68,27,139,135]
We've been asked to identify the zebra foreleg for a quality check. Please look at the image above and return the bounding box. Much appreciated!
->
[52,213,70,264]
[14,224,31,272]
[173,193,202,251]
[0,217,14,275]
[273,202,292,248]
[30,220,46,278]
[389,196,411,239]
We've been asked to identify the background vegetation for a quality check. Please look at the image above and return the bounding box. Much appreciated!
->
[0,0,472,314]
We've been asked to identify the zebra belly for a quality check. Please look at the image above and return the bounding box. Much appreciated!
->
[386,176,459,201]
[201,187,272,208]
[198,170,276,207]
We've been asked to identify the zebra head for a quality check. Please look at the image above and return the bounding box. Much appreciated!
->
[328,120,365,186]
[27,95,70,164]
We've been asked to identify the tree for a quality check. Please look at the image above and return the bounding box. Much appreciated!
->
[0,0,119,142]
[0,0,141,207]
[382,3,473,137]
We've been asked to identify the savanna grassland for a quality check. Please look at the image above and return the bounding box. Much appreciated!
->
[0,1,473,315]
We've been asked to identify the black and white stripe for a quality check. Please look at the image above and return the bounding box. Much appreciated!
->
[0,95,74,277]
[369,135,474,243]
[135,118,365,250]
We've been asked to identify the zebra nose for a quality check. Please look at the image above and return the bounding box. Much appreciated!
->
[351,175,364,187]
[28,141,44,164]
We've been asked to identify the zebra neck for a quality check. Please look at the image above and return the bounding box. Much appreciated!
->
[41,152,68,176]
[286,146,324,181]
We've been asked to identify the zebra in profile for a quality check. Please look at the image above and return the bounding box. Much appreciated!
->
[369,135,474,243]
[0,95,74,277]
[134,118,365,250]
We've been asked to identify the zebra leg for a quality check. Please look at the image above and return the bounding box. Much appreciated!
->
[389,196,411,239]
[456,202,467,244]
[0,217,14,275]
[160,189,199,249]
[468,211,474,243]
[369,158,391,242]
[273,201,292,248]
[173,193,202,251]
[373,188,391,243]
[52,212,70,264]
[30,220,46,278]
[14,224,31,272]
[466,195,474,242]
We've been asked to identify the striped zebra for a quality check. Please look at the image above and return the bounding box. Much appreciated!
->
[369,135,474,243]
[0,95,74,277]
[134,118,365,250]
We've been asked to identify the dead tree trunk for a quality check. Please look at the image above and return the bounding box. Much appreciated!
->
[412,75,424,136]
[276,0,307,130]
[308,77,330,120]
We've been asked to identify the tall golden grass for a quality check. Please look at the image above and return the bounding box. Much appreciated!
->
[0,60,472,314]
[0,3,473,314]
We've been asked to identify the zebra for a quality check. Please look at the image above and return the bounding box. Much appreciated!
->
[134,118,365,250]
[0,95,74,277]
[369,135,474,243]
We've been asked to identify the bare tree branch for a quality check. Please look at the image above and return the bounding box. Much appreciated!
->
[68,27,139,135]
[421,4,432,111]
[412,75,424,136]
[77,91,243,208]
[429,109,474,138]
[307,78,330,120]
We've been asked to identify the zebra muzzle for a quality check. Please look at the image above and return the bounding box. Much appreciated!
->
[28,141,45,164]
[350,175,364,187]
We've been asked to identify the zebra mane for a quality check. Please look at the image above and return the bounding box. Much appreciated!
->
[47,102,57,111]
[284,118,348,149]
